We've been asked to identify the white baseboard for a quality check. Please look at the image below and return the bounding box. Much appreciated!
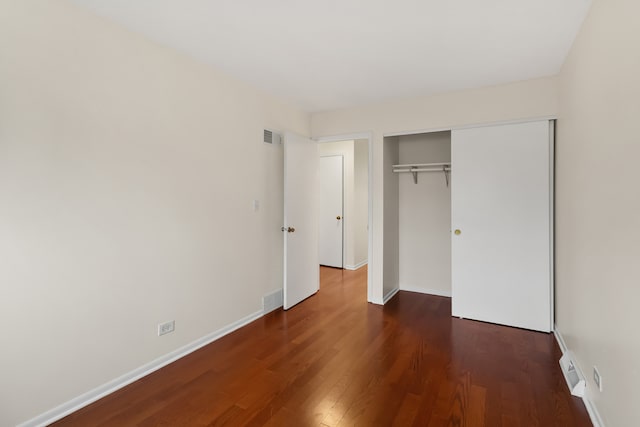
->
[368,295,384,305]
[553,326,568,354]
[399,284,451,298]
[344,260,367,271]
[18,309,264,427]
[382,286,400,304]
[553,325,605,427]
[583,395,605,427]
[263,289,283,314]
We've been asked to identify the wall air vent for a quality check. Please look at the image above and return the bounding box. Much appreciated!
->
[263,129,282,145]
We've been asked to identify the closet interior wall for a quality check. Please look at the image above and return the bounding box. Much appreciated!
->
[382,136,400,297]
[397,132,452,297]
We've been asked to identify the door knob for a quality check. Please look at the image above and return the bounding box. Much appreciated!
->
[281,226,296,233]
[454,229,461,235]
[336,216,342,220]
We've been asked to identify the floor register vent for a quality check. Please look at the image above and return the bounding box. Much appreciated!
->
[559,351,586,397]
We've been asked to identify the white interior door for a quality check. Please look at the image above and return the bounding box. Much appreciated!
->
[451,121,552,332]
[284,132,319,310]
[319,156,343,268]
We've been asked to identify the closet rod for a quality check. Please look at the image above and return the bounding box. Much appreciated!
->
[393,168,451,173]
[392,162,450,168]
[392,164,451,186]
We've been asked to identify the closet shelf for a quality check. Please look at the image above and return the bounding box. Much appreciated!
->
[392,162,451,186]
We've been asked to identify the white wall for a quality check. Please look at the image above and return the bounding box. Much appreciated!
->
[353,139,369,267]
[383,137,400,298]
[312,77,559,303]
[398,132,451,296]
[556,0,640,425]
[0,1,309,426]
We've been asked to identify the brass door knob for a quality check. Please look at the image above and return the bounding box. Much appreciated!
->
[288,227,295,233]
[454,229,461,235]
[336,216,342,220]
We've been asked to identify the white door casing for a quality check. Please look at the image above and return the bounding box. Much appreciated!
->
[283,132,320,310]
[451,120,552,332]
[318,155,344,268]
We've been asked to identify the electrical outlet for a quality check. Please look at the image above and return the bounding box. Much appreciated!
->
[593,366,603,392]
[158,320,175,336]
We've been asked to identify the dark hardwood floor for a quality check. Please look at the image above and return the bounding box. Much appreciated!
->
[53,266,591,426]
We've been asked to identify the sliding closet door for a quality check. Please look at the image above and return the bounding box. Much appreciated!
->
[451,121,552,332]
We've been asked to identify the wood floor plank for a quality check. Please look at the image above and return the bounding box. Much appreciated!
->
[51,266,591,426]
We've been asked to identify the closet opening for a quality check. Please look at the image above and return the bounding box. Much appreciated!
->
[383,131,452,299]
[383,120,554,332]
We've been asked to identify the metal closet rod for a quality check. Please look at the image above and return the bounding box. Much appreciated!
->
[392,162,450,168]
[391,163,451,186]
[393,168,451,172]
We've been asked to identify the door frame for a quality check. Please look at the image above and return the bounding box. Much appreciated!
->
[318,154,345,268]
[315,132,373,303]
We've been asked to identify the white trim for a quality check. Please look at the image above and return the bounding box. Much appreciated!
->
[399,284,451,298]
[583,396,605,427]
[383,115,558,137]
[382,286,400,304]
[385,126,452,137]
[315,132,372,143]
[18,310,264,427]
[263,289,284,314]
[549,120,555,330]
[345,260,367,271]
[366,132,373,304]
[553,326,568,354]
[369,297,384,305]
[553,325,605,427]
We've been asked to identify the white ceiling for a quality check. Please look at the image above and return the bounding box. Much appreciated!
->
[71,0,592,112]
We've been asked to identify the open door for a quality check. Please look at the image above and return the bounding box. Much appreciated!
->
[283,132,319,310]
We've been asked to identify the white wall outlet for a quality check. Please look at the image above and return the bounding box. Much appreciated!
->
[593,366,603,392]
[157,320,175,336]
[252,199,260,212]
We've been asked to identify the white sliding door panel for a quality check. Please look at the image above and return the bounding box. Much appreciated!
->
[318,156,344,268]
[451,121,551,332]
[284,132,319,310]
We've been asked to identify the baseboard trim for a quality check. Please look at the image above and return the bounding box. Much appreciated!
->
[583,395,605,427]
[399,284,451,298]
[344,260,367,271]
[263,289,283,314]
[18,309,264,427]
[553,325,605,427]
[382,287,400,304]
[553,326,568,354]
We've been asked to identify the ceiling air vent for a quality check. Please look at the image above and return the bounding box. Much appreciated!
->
[263,129,282,145]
